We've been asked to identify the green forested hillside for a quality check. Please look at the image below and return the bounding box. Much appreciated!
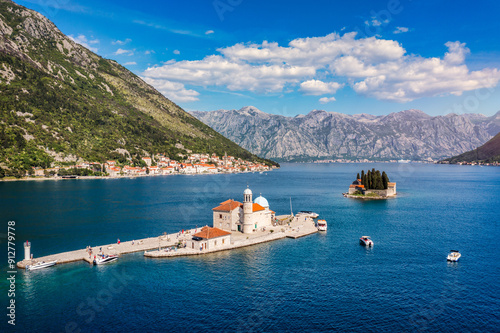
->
[444,132,500,163]
[0,0,276,177]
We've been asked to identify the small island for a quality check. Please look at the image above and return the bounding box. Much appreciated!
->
[343,168,396,199]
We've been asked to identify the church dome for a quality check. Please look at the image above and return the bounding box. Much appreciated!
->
[254,195,269,208]
[244,187,252,195]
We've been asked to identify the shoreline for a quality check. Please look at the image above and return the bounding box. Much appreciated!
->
[1,170,271,182]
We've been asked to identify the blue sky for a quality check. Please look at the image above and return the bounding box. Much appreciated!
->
[17,0,500,117]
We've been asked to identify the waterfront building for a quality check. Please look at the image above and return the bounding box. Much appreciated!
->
[213,187,275,233]
[190,226,231,251]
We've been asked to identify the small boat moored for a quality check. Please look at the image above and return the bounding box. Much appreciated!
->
[317,219,327,231]
[447,250,461,262]
[296,211,319,219]
[26,260,58,271]
[359,236,374,247]
[93,254,119,265]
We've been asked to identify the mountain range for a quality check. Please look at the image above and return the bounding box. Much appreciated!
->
[190,106,500,162]
[0,0,275,176]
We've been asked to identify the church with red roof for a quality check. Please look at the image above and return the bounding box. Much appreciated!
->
[212,187,275,233]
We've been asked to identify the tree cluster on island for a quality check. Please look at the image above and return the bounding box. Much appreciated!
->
[357,169,390,190]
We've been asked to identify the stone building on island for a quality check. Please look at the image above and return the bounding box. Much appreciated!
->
[212,187,275,233]
[348,178,397,197]
[190,226,231,251]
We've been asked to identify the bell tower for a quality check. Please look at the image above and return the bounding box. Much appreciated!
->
[242,186,253,233]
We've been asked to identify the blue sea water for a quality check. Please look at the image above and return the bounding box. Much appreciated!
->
[1,163,499,332]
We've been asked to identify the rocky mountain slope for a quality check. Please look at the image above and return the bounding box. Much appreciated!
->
[191,106,500,162]
[0,0,276,176]
[444,131,500,163]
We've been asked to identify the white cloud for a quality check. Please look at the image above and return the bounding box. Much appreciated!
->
[173,50,180,55]
[133,20,202,38]
[319,96,336,104]
[205,30,215,35]
[393,27,409,34]
[444,41,469,65]
[123,62,137,66]
[142,32,500,102]
[114,48,135,56]
[351,42,500,102]
[364,16,388,27]
[143,77,199,102]
[68,34,99,52]
[299,80,343,95]
[145,50,155,55]
[144,55,315,93]
[112,38,132,45]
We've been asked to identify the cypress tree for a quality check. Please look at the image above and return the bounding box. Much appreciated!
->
[382,171,389,189]
[375,170,382,189]
[357,173,360,180]
[367,170,372,189]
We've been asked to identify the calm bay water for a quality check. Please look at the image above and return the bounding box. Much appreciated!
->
[1,163,499,332]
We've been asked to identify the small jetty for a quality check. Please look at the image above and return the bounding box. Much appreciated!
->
[17,217,317,269]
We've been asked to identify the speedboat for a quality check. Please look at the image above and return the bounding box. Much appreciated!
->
[447,250,461,262]
[317,219,327,231]
[26,260,57,271]
[359,236,374,247]
[93,254,119,265]
[296,211,319,219]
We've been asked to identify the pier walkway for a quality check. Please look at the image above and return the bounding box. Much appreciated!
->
[17,217,318,268]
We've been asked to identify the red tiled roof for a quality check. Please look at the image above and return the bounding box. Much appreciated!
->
[213,200,242,211]
[237,202,266,212]
[193,226,231,239]
[253,203,265,212]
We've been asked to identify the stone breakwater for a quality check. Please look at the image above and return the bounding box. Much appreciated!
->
[16,228,199,269]
[17,218,318,268]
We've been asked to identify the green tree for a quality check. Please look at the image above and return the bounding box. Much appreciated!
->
[372,170,379,189]
[382,171,389,189]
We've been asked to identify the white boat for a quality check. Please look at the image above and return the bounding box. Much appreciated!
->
[93,254,119,265]
[317,219,327,231]
[296,211,319,219]
[359,236,374,247]
[26,260,57,271]
[447,250,461,262]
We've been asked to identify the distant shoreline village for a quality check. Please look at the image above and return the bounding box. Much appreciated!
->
[17,186,318,269]
[313,159,499,166]
[4,152,277,181]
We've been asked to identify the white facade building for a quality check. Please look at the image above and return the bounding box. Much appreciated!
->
[212,187,275,234]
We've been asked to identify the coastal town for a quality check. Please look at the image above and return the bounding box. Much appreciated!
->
[26,152,276,179]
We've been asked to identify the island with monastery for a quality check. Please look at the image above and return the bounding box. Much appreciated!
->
[17,186,318,269]
[343,168,397,199]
